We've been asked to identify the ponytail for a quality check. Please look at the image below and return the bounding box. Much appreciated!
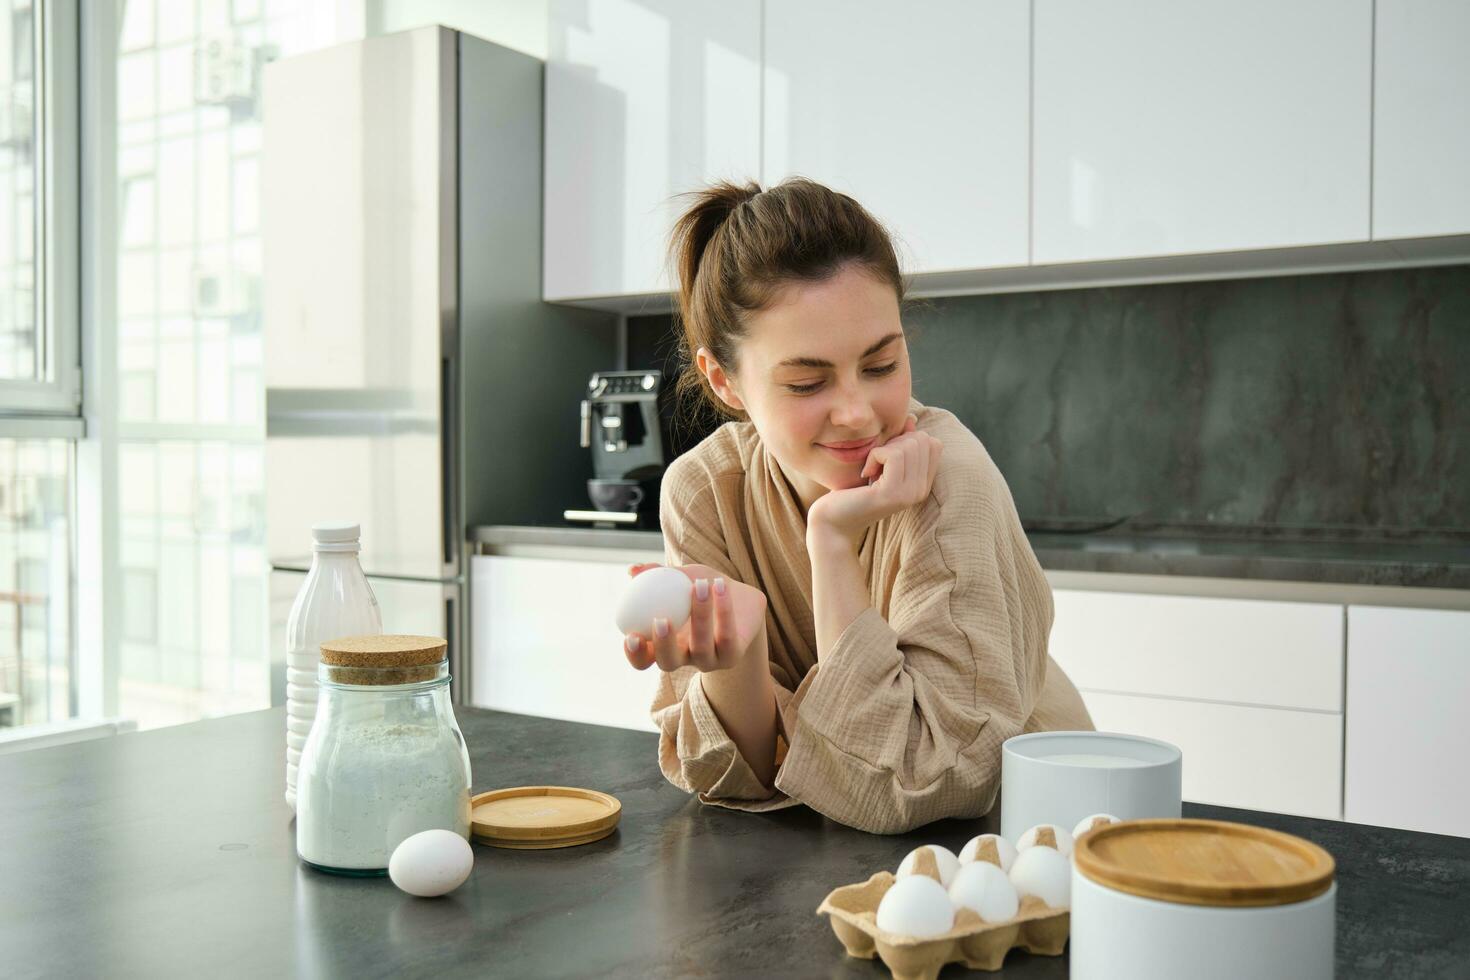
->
[665,177,905,424]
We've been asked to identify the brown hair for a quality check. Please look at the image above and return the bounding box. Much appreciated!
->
[665,176,907,424]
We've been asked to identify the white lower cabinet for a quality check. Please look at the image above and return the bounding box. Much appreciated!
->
[470,554,662,733]
[1345,606,1470,838]
[1079,691,1343,820]
[1050,590,1343,711]
[1050,588,1345,819]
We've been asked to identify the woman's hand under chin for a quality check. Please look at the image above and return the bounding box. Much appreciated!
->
[805,414,943,549]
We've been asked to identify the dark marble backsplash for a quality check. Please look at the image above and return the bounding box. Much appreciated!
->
[628,264,1470,538]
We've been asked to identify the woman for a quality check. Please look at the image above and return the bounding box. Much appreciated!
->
[620,177,1093,834]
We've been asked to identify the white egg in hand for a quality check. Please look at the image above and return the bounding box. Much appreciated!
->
[958,833,1017,872]
[389,829,474,898]
[1008,845,1072,910]
[949,861,1020,923]
[615,567,693,637]
[1072,812,1120,840]
[896,844,960,888]
[875,874,955,938]
[1016,823,1074,857]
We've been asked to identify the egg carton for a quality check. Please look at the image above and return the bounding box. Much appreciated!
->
[816,845,1069,980]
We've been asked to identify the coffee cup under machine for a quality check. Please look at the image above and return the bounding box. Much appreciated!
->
[565,370,666,528]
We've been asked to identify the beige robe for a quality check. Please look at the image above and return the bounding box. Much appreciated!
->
[651,396,1094,834]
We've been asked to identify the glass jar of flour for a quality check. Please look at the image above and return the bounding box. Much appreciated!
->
[295,634,472,876]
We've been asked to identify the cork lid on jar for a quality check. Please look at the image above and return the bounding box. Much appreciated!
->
[319,634,447,685]
[1073,818,1335,908]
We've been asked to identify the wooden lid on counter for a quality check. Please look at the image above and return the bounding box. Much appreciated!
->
[471,786,621,849]
[1073,818,1335,908]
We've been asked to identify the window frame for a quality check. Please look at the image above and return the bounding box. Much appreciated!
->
[0,0,81,428]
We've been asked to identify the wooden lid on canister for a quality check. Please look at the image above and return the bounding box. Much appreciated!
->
[319,635,447,684]
[1073,818,1335,907]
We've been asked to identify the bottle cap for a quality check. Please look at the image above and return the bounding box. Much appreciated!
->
[311,522,361,544]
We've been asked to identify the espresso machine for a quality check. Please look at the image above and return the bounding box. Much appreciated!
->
[565,370,667,527]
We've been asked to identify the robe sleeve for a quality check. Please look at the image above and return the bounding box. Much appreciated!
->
[647,467,802,813]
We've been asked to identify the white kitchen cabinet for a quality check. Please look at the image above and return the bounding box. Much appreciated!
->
[1048,588,1345,818]
[1049,590,1343,711]
[470,554,661,732]
[544,0,761,301]
[1080,690,1343,820]
[1372,0,1470,239]
[1345,606,1470,837]
[762,0,1030,273]
[1032,0,1372,264]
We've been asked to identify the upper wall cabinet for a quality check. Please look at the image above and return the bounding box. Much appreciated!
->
[1032,0,1373,264]
[1372,0,1470,239]
[544,0,761,301]
[763,0,1030,274]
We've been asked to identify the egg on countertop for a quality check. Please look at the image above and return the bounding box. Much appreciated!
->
[388,829,475,898]
[958,833,1017,872]
[1008,844,1071,910]
[875,873,956,938]
[615,566,693,637]
[948,861,1020,923]
[1016,822,1074,857]
[896,844,960,888]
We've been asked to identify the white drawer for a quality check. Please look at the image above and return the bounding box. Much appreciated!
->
[1082,690,1343,820]
[1051,590,1344,711]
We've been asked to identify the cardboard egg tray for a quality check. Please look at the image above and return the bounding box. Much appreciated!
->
[816,844,1069,980]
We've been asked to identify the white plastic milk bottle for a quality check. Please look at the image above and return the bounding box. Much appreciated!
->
[285,522,382,810]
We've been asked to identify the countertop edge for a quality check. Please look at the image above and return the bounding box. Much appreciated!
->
[469,524,1470,599]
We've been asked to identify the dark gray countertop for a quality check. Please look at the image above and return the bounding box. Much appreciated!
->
[472,523,1470,590]
[1026,529,1470,590]
[5,707,1468,979]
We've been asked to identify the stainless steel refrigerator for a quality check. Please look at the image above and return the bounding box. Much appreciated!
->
[261,26,616,704]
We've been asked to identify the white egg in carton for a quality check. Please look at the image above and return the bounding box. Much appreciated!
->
[816,816,1120,980]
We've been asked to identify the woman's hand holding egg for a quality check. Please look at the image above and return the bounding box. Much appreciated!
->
[619,563,768,674]
[806,414,943,548]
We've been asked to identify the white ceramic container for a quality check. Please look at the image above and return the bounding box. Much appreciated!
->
[1071,871,1335,979]
[1000,731,1181,842]
[1070,819,1336,980]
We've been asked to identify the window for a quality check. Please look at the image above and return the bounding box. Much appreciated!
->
[95,0,364,730]
[5,1,371,734]
[2,3,40,383]
[0,0,78,410]
[0,0,78,732]
[0,437,71,727]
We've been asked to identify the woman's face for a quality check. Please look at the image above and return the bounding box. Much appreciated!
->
[698,262,914,513]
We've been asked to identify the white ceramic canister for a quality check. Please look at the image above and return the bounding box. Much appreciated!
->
[1070,818,1336,980]
[1000,731,1181,842]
